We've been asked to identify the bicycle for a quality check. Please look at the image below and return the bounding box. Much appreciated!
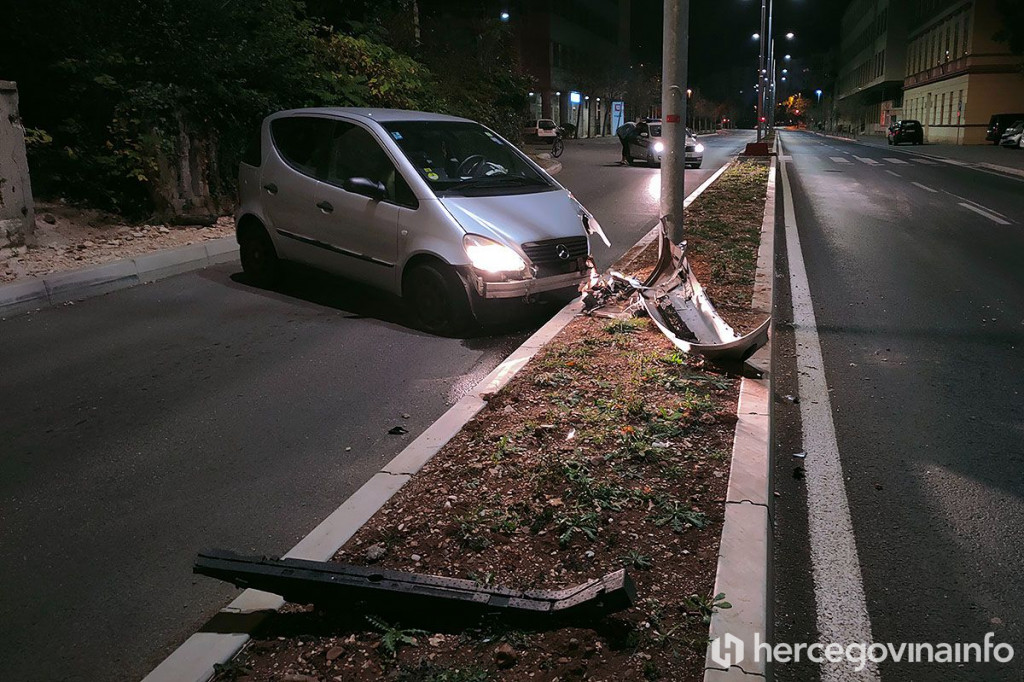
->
[551,127,565,158]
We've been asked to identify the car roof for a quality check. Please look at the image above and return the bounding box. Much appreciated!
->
[269,107,475,124]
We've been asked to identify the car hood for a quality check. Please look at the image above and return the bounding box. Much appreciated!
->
[439,189,587,249]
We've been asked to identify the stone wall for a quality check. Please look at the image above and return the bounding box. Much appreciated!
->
[0,80,35,257]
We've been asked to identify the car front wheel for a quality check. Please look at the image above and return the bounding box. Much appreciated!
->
[404,262,471,335]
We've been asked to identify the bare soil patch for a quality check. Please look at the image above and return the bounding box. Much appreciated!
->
[2,201,234,283]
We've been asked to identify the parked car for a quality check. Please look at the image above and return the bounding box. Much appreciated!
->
[522,118,558,143]
[998,120,1023,148]
[626,119,704,167]
[887,120,924,145]
[237,108,606,334]
[985,113,1024,144]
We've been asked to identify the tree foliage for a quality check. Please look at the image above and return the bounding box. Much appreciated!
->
[0,0,530,217]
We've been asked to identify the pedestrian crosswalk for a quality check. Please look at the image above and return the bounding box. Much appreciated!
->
[821,155,939,167]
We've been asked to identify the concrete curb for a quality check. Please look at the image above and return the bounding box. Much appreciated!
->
[0,237,238,318]
[703,149,777,681]
[141,163,735,682]
[809,131,1024,181]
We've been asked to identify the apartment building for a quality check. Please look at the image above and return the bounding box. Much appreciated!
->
[902,0,1024,144]
[514,0,631,137]
[836,0,909,134]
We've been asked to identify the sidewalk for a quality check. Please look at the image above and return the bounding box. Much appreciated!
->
[815,131,1024,177]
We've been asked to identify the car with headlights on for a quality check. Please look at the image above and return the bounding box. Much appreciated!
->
[236,108,607,334]
[626,119,703,167]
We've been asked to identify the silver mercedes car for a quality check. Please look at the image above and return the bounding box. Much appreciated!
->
[236,108,606,333]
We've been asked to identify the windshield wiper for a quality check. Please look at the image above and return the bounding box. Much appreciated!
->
[442,175,550,193]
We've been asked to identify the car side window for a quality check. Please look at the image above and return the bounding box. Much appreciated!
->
[325,123,418,209]
[270,116,333,178]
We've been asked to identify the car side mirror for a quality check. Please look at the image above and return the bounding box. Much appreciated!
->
[344,177,387,201]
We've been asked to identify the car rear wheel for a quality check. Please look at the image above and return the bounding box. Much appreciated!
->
[404,263,471,335]
[239,225,280,286]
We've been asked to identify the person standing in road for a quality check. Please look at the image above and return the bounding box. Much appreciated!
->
[616,119,637,165]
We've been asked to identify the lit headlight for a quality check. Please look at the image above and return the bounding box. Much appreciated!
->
[695,143,705,153]
[654,141,665,153]
[463,234,526,273]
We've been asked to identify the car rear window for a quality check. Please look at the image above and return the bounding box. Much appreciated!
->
[270,116,334,177]
[539,120,556,130]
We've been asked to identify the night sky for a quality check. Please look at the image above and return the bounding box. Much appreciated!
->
[632,0,849,102]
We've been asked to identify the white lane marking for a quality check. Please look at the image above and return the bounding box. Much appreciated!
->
[939,189,1012,220]
[779,139,880,682]
[911,182,938,193]
[883,157,908,164]
[854,156,879,165]
[911,158,937,165]
[829,156,851,164]
[885,170,902,177]
[959,202,1011,225]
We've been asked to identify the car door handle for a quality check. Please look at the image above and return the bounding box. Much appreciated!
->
[262,183,278,195]
[316,201,334,213]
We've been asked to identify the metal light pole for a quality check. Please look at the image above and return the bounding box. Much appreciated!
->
[769,37,776,131]
[756,0,766,141]
[662,0,689,245]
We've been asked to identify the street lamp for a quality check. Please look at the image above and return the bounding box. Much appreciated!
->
[500,11,510,21]
[815,89,823,103]
[785,32,794,39]
[752,33,760,39]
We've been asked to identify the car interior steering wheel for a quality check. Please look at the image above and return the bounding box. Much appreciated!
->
[456,154,487,178]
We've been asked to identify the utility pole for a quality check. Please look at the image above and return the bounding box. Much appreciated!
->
[757,0,766,141]
[662,0,689,245]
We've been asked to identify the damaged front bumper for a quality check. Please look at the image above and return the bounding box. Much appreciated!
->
[469,268,589,300]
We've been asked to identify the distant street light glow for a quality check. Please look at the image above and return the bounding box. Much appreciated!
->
[752,33,760,39]
[786,32,795,39]
[500,11,509,21]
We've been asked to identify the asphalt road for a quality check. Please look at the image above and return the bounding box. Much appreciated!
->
[0,129,753,682]
[773,131,1024,680]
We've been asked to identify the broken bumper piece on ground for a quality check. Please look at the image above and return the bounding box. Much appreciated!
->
[195,549,636,621]
[583,222,770,363]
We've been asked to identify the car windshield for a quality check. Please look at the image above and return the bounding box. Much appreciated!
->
[382,121,555,196]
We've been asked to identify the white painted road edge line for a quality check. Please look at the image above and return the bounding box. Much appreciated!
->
[704,150,776,681]
[958,202,1011,225]
[911,181,938,193]
[779,139,880,681]
[142,158,736,682]
[885,170,902,177]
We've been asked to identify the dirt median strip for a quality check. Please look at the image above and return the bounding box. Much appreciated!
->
[209,160,771,682]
